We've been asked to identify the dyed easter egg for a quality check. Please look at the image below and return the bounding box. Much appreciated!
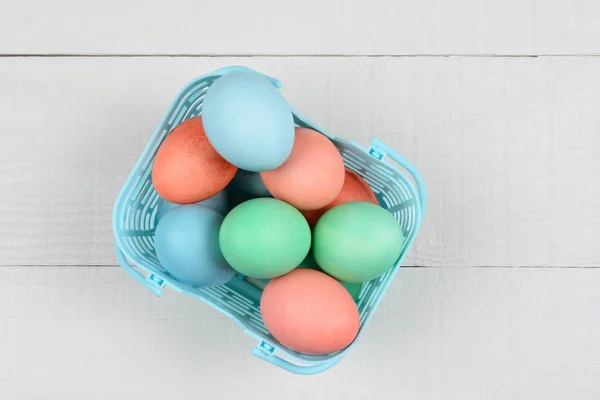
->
[156,189,229,222]
[261,128,345,210]
[229,169,271,197]
[154,205,234,287]
[202,72,294,172]
[261,269,360,355]
[301,169,379,227]
[151,116,237,204]
[219,198,311,279]
[313,202,403,283]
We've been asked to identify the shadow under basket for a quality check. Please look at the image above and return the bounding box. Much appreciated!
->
[113,66,426,375]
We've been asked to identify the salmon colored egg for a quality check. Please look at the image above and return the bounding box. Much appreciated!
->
[260,269,360,355]
[260,128,345,210]
[151,116,238,204]
[301,169,379,227]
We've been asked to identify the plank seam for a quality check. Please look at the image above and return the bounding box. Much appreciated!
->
[2,53,600,58]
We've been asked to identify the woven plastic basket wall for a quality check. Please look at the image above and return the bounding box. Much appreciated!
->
[113,66,426,375]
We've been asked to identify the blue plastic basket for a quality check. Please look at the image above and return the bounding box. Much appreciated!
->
[113,66,426,375]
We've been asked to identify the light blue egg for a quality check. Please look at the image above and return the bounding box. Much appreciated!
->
[156,190,229,222]
[154,205,234,287]
[229,169,271,197]
[202,72,294,172]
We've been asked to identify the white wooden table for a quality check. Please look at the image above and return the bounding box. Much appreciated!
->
[1,1,599,398]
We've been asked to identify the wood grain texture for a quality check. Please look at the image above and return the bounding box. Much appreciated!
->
[1,0,600,56]
[1,56,599,267]
[0,266,598,399]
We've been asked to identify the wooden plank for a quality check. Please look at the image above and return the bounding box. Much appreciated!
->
[1,56,599,267]
[1,0,600,55]
[0,266,599,398]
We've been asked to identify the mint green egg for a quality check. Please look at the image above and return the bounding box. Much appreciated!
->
[219,198,311,279]
[313,202,404,283]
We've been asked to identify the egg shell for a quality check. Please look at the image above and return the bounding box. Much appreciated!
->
[154,205,234,287]
[261,128,345,210]
[219,198,311,279]
[156,189,230,222]
[313,202,404,283]
[229,169,271,197]
[261,269,360,355]
[151,116,237,204]
[226,170,272,210]
[301,169,379,227]
[202,72,294,172]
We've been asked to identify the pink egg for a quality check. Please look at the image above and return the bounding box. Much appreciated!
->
[260,269,360,355]
[260,128,345,210]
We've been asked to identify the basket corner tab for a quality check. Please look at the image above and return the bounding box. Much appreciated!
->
[146,273,166,294]
[257,341,276,355]
[367,145,386,161]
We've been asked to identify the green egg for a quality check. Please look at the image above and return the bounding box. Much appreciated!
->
[219,198,311,279]
[313,202,404,283]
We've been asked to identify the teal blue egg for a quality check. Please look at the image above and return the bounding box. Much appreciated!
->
[154,205,234,287]
[156,189,229,222]
[202,72,294,172]
[230,169,271,197]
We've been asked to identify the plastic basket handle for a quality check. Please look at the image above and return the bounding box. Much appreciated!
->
[370,138,427,215]
[252,344,343,375]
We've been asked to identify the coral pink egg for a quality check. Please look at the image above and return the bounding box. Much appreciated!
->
[301,169,379,227]
[260,269,360,355]
[260,128,345,210]
[152,116,238,204]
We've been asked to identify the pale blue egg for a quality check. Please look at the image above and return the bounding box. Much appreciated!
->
[202,72,294,172]
[154,205,234,287]
[156,189,229,222]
